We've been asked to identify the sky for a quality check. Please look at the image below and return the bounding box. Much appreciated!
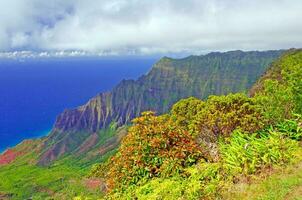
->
[0,0,302,56]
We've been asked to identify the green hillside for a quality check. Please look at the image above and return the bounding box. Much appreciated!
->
[88,49,302,199]
[41,50,282,164]
[1,49,301,199]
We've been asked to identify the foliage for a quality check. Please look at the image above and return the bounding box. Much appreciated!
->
[0,157,102,199]
[220,129,299,175]
[273,115,302,141]
[95,93,270,194]
[170,97,205,129]
[108,163,226,200]
[255,80,294,123]
[281,50,302,114]
[101,111,205,190]
[104,120,301,199]
[189,93,266,141]
[223,149,302,200]
[171,93,267,141]
[253,50,302,122]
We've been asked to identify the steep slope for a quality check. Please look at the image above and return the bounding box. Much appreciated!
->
[93,49,302,199]
[249,48,300,96]
[39,50,283,165]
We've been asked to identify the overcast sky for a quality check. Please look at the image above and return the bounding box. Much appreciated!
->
[0,0,301,55]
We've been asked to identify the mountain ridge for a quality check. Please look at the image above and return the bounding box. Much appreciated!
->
[37,50,284,164]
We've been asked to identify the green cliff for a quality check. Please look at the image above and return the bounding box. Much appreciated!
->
[1,49,301,199]
[39,50,283,164]
[93,49,302,200]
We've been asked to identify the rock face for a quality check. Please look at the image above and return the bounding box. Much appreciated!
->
[39,50,283,165]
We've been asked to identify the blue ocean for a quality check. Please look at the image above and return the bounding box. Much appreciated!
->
[0,57,156,152]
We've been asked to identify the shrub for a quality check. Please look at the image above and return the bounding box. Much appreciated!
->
[104,111,206,190]
[170,97,205,129]
[281,50,302,114]
[254,80,294,123]
[253,50,302,122]
[108,163,226,200]
[189,93,266,142]
[95,50,302,198]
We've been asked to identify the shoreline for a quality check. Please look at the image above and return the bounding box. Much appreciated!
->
[0,129,51,154]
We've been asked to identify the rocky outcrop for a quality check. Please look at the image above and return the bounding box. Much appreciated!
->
[39,50,283,164]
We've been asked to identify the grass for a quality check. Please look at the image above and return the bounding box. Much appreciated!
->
[223,150,302,200]
[0,145,113,199]
[0,126,121,199]
[0,157,102,199]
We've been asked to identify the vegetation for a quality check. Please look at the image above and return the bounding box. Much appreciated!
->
[45,50,282,163]
[88,49,302,199]
[93,111,206,190]
[0,49,300,199]
[0,128,118,199]
[220,124,300,176]
[223,155,302,200]
[99,119,301,200]
[172,94,266,140]
[252,49,302,122]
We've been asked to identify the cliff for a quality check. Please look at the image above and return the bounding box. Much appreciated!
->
[39,50,283,164]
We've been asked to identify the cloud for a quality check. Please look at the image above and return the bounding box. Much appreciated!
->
[0,0,301,54]
[0,50,127,59]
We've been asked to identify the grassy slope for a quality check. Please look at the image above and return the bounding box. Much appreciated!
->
[98,50,302,199]
[0,50,299,199]
[223,149,302,200]
[0,155,104,199]
[0,127,119,199]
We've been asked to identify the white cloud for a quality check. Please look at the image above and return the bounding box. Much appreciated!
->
[0,0,301,55]
[11,33,30,48]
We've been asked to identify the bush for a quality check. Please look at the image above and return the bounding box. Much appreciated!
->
[106,120,301,199]
[170,97,205,129]
[281,50,302,114]
[108,163,225,200]
[253,50,302,122]
[254,80,294,123]
[93,50,302,198]
[189,93,266,142]
[103,111,206,190]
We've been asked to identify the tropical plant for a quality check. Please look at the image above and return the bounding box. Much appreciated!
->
[170,97,205,129]
[107,162,226,200]
[253,50,302,122]
[91,50,302,199]
[189,93,266,142]
[102,111,206,190]
[220,129,299,175]
[274,116,302,141]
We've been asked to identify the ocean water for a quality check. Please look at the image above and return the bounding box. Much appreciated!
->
[0,57,156,152]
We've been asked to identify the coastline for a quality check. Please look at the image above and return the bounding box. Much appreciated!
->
[0,129,51,154]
